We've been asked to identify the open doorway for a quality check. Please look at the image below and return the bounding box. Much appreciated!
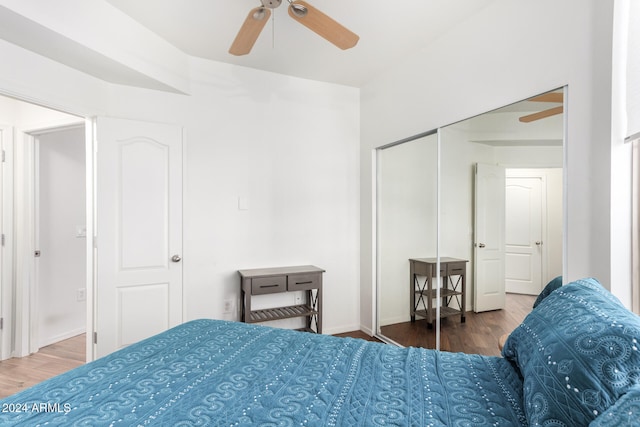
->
[0,94,86,360]
[34,126,86,349]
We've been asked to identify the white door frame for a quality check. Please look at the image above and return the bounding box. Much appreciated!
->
[86,119,95,362]
[13,129,37,357]
[0,124,13,361]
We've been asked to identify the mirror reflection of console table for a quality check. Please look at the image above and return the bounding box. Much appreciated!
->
[409,257,467,327]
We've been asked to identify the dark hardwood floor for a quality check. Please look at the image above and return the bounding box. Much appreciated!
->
[0,294,533,398]
[378,293,536,356]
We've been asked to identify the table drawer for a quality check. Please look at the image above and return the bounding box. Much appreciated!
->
[287,273,320,291]
[412,261,444,277]
[447,262,466,276]
[251,276,286,295]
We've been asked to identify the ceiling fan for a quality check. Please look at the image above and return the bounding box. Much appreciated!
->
[229,0,359,56]
[519,92,564,123]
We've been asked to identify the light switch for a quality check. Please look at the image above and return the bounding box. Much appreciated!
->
[76,226,87,238]
[238,197,249,211]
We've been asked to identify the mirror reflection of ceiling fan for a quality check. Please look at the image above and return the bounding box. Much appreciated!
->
[519,92,564,123]
[229,0,359,56]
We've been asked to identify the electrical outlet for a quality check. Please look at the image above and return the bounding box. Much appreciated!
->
[223,299,234,314]
[77,288,86,302]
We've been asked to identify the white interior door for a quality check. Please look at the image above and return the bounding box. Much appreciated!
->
[474,163,505,312]
[505,176,543,295]
[95,117,183,358]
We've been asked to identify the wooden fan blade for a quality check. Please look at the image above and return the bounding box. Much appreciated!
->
[519,106,564,123]
[288,1,359,50]
[229,7,271,56]
[528,92,563,103]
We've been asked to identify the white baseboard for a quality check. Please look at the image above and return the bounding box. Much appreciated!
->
[359,325,374,336]
[323,323,363,336]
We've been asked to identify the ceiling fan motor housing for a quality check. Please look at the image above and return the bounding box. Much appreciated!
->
[261,0,282,8]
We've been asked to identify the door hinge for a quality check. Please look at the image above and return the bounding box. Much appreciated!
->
[0,318,3,330]
[93,332,97,344]
[1,150,5,162]
[1,234,4,246]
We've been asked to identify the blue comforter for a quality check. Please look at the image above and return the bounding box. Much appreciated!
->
[0,320,527,426]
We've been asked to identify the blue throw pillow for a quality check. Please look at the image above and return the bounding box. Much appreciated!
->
[589,383,640,426]
[533,276,562,308]
[502,278,640,426]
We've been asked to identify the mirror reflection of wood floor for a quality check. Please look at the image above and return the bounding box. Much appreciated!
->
[0,293,533,399]
[378,293,536,356]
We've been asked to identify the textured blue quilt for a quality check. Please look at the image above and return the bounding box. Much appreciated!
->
[0,320,527,426]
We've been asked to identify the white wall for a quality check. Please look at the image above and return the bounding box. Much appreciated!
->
[439,129,494,298]
[0,36,360,336]
[0,95,82,128]
[106,59,361,334]
[378,134,437,327]
[0,38,107,116]
[495,146,563,168]
[361,0,621,331]
[36,127,86,347]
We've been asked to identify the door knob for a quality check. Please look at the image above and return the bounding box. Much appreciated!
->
[478,243,486,248]
[171,254,182,262]
[535,241,542,245]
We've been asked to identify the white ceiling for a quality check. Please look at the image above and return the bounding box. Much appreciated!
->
[104,0,497,88]
[101,0,563,130]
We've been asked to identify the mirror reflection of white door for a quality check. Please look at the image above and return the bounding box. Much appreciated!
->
[95,117,183,358]
[474,163,505,312]
[505,176,543,295]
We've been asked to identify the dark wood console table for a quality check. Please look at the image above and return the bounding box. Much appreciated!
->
[409,257,467,327]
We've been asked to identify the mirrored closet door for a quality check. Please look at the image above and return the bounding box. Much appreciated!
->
[376,131,440,349]
[376,87,565,353]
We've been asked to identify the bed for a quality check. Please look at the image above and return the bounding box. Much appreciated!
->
[0,278,638,426]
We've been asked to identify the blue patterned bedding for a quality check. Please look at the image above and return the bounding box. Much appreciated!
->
[0,319,527,426]
[502,278,640,426]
